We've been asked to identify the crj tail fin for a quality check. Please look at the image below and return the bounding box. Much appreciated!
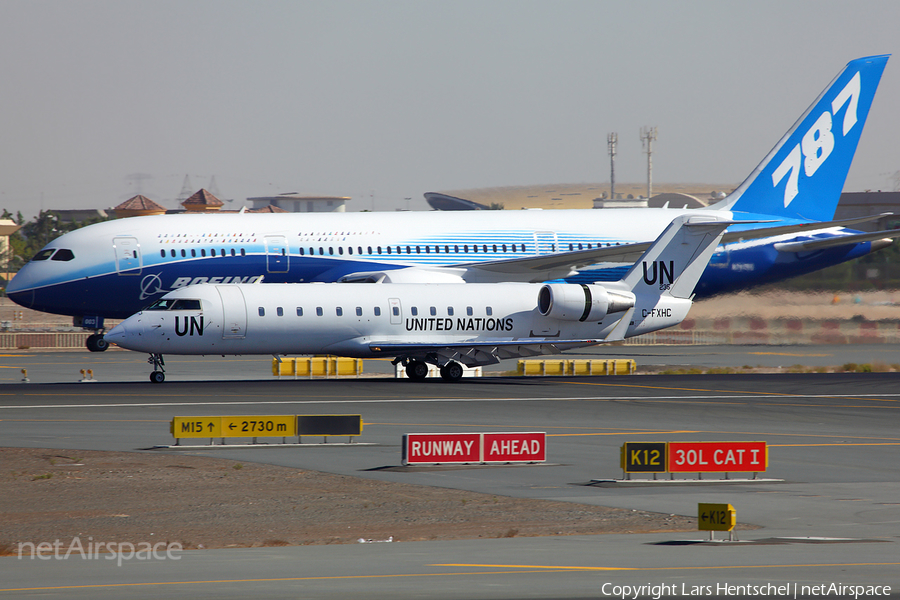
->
[711,55,889,222]
[620,215,731,299]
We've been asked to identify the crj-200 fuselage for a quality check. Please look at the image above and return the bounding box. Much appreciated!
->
[8,56,897,353]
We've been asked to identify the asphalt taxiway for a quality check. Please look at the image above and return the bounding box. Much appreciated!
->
[1,351,899,598]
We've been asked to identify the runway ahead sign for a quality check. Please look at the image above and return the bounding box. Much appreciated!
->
[402,432,546,465]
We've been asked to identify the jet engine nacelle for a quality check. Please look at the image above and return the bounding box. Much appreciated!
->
[537,283,635,322]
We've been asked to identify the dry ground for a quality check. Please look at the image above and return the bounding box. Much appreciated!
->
[1,448,702,553]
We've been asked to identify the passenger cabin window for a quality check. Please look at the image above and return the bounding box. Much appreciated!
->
[467,306,473,316]
[447,307,454,316]
[430,307,436,316]
[316,307,323,316]
[336,307,343,316]
[411,307,418,316]
[258,307,265,317]
[276,307,284,317]
[374,307,381,316]
[486,307,493,316]
[356,307,362,316]
[296,307,303,316]
[51,249,75,261]
[392,306,400,316]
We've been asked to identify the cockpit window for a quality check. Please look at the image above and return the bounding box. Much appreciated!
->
[51,249,75,261]
[144,298,202,311]
[145,299,177,311]
[31,249,55,261]
[171,299,201,310]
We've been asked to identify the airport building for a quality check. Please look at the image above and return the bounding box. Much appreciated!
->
[247,193,350,213]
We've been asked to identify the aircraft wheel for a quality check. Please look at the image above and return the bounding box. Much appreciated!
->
[86,334,109,352]
[440,361,464,382]
[150,371,166,384]
[405,360,429,380]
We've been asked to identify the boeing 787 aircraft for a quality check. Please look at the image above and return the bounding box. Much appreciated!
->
[8,55,897,352]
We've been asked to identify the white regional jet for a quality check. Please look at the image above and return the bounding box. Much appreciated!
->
[106,214,733,382]
[9,55,897,356]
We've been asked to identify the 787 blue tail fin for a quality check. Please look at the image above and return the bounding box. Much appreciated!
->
[711,55,889,222]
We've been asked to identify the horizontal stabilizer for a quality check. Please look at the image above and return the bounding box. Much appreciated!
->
[774,229,900,253]
[721,213,892,244]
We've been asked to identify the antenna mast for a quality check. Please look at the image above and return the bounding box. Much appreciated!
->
[607,132,617,200]
[640,126,658,199]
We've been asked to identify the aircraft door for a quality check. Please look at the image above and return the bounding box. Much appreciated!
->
[217,285,248,339]
[533,231,558,255]
[388,298,402,325]
[265,235,289,273]
[113,237,142,275]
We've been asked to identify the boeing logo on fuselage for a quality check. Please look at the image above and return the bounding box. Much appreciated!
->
[172,276,263,289]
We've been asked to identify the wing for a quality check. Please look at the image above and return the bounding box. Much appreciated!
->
[458,215,890,281]
[368,339,604,367]
[338,214,893,284]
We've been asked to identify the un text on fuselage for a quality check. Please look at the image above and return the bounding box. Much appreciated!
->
[175,316,204,337]
[642,260,674,290]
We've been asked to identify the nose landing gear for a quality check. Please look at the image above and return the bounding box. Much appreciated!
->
[148,353,166,383]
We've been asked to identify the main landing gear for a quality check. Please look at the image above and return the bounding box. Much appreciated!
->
[148,353,166,383]
[86,333,109,352]
[439,361,465,382]
[405,360,429,380]
[401,359,465,382]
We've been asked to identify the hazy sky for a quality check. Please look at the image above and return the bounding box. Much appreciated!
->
[1,1,899,217]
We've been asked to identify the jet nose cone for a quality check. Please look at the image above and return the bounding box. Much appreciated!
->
[104,322,128,346]
[7,289,34,309]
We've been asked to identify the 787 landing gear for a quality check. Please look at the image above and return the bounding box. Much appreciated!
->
[85,333,109,352]
[148,353,166,383]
